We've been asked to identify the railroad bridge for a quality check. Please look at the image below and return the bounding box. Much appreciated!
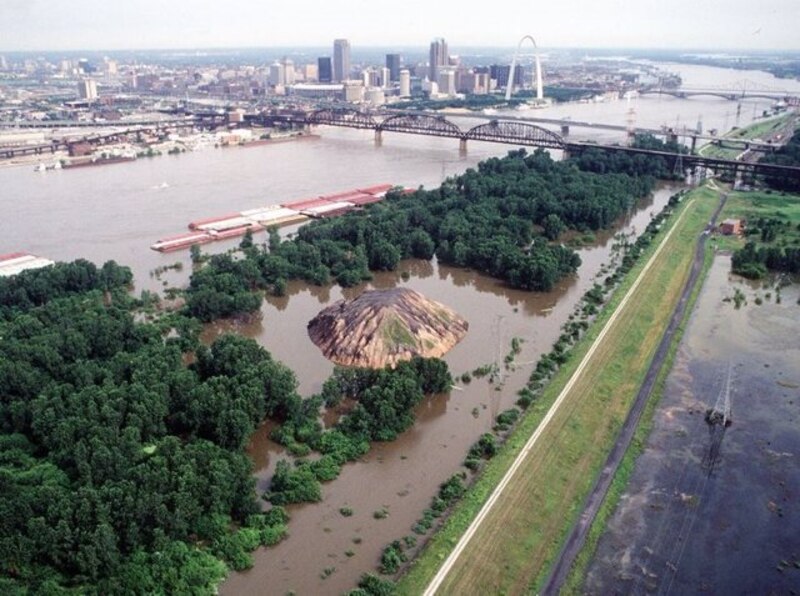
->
[272,108,800,181]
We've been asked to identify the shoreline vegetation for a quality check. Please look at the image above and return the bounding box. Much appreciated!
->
[0,138,700,594]
[185,137,679,323]
[394,185,720,594]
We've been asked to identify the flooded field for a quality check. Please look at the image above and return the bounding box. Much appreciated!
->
[213,187,677,594]
[584,255,800,594]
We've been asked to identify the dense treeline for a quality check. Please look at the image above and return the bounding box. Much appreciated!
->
[0,265,297,592]
[0,259,132,317]
[187,148,659,321]
[0,259,456,592]
[574,133,686,180]
[760,128,800,192]
[732,240,800,278]
[373,191,690,582]
[266,358,451,506]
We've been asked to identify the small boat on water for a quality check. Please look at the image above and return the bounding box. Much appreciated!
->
[34,163,46,172]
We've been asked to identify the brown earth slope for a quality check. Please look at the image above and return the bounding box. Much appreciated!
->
[307,287,468,368]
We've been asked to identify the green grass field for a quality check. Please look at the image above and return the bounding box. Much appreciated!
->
[728,112,794,139]
[711,190,800,252]
[698,112,797,159]
[396,185,721,595]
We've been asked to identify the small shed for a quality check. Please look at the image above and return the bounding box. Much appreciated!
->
[720,219,742,235]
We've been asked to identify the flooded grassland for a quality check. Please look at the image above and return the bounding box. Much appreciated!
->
[584,256,800,594]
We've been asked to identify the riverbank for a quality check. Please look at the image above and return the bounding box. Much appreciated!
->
[698,111,798,160]
[398,184,720,595]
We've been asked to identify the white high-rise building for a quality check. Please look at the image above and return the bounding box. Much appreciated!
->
[438,69,456,96]
[269,62,285,86]
[380,67,391,89]
[281,58,295,85]
[77,79,98,100]
[399,69,411,97]
[333,39,351,83]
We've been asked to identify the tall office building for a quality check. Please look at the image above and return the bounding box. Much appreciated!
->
[428,38,448,82]
[268,62,285,86]
[490,64,524,88]
[333,39,351,82]
[385,53,401,82]
[399,69,411,97]
[281,57,295,85]
[77,79,98,100]
[317,57,332,83]
[437,69,456,96]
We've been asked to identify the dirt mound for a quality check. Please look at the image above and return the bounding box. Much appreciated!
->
[307,287,468,368]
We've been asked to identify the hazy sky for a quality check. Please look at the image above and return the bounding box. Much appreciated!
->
[1,0,798,52]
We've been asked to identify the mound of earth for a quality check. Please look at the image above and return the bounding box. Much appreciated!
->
[307,287,468,368]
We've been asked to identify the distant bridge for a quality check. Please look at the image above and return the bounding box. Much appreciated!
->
[270,108,800,180]
[639,87,800,105]
[383,108,778,151]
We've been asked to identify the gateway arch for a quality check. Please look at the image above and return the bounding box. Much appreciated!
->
[505,35,544,102]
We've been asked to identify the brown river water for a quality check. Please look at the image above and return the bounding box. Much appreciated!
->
[1,62,798,594]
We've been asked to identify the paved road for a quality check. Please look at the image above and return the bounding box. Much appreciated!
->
[541,189,728,595]
[422,188,705,596]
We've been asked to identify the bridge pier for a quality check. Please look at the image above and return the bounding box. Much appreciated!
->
[690,135,697,154]
[459,138,467,155]
[374,129,382,146]
[560,124,570,136]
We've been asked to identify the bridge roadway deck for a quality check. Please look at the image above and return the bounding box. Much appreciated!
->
[380,108,775,147]
[292,109,799,178]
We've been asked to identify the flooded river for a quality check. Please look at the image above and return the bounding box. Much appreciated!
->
[206,183,676,595]
[1,62,797,594]
[584,256,800,594]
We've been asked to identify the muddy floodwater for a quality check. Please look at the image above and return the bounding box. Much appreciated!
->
[211,186,676,594]
[584,256,800,594]
[1,60,787,595]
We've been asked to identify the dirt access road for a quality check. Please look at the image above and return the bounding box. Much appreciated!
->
[541,187,727,594]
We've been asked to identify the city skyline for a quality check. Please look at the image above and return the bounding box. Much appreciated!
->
[1,0,798,52]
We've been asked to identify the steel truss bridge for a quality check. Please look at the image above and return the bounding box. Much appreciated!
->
[270,108,800,179]
[639,89,799,103]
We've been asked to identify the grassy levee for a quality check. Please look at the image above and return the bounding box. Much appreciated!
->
[560,218,717,595]
[396,185,720,596]
[698,112,796,159]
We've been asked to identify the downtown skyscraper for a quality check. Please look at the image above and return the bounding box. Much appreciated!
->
[428,38,448,82]
[385,53,401,82]
[333,39,351,82]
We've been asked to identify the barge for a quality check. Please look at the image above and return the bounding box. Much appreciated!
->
[151,184,401,252]
[0,252,56,277]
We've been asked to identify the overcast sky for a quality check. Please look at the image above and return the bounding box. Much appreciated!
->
[1,0,797,52]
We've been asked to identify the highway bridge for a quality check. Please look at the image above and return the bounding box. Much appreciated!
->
[639,87,800,105]
[381,108,778,152]
[265,108,799,180]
